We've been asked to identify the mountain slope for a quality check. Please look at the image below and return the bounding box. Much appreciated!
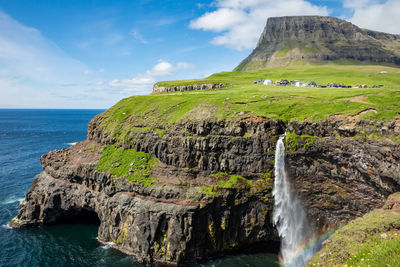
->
[235,16,400,71]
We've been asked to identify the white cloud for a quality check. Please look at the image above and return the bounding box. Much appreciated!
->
[108,75,154,94]
[343,0,383,9]
[130,29,148,44]
[145,60,194,76]
[190,0,329,50]
[107,60,195,94]
[190,8,247,32]
[146,61,175,76]
[345,0,400,34]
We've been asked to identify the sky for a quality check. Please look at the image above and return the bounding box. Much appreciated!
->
[0,0,399,109]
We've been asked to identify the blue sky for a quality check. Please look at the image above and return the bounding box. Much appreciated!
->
[0,0,399,108]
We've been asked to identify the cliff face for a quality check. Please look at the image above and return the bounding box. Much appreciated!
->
[10,112,400,264]
[11,140,278,264]
[153,83,226,93]
[236,16,400,71]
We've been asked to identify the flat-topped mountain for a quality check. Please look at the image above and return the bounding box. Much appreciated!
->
[235,16,400,71]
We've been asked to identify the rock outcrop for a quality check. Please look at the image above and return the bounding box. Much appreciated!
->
[236,16,400,71]
[153,83,226,93]
[10,113,400,265]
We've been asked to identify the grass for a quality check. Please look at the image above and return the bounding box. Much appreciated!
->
[285,131,318,153]
[97,145,159,186]
[346,237,400,267]
[307,202,400,267]
[211,172,253,189]
[198,173,253,197]
[199,171,274,197]
[96,64,400,136]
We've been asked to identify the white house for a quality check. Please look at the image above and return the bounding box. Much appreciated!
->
[263,79,273,85]
[295,81,305,87]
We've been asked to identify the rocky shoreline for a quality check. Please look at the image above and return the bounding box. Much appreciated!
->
[10,114,400,265]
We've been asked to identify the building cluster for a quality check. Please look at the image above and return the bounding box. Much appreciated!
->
[253,79,384,88]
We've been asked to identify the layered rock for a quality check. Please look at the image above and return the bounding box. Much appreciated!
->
[153,83,226,93]
[11,114,400,264]
[236,16,400,71]
[10,139,278,265]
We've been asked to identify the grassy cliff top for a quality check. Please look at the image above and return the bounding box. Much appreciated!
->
[99,64,400,128]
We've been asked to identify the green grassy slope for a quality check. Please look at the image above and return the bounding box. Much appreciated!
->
[99,65,400,130]
[308,193,400,267]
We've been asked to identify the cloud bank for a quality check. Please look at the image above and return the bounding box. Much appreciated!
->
[190,0,329,50]
[190,0,400,50]
[345,0,400,34]
[108,60,194,94]
[0,9,194,108]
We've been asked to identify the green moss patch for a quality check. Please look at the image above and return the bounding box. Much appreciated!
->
[198,171,273,197]
[211,172,253,190]
[285,131,318,153]
[97,145,159,186]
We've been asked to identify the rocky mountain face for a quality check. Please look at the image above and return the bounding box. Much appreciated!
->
[236,16,400,71]
[10,112,400,265]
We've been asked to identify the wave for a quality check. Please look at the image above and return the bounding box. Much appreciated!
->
[2,223,12,230]
[0,197,24,205]
[101,241,115,249]
[65,142,77,146]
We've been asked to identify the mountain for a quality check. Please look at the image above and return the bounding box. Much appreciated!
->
[235,16,400,71]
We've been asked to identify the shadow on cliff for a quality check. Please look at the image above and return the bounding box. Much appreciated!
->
[46,205,100,226]
[56,209,100,225]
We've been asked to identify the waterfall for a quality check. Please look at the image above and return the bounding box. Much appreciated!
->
[272,135,315,267]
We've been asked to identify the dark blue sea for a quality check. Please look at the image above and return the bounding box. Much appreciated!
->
[0,109,279,267]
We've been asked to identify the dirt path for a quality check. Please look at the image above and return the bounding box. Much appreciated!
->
[348,95,370,104]
[347,108,378,121]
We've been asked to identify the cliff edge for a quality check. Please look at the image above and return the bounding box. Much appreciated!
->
[10,111,400,264]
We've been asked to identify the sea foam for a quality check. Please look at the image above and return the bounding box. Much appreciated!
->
[2,223,12,230]
[65,142,77,146]
[0,197,24,205]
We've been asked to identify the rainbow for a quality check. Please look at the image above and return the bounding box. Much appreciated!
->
[279,231,334,266]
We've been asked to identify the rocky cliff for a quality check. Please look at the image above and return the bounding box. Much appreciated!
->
[10,109,400,264]
[153,83,226,93]
[236,16,400,71]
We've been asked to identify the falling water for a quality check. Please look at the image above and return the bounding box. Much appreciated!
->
[272,135,316,267]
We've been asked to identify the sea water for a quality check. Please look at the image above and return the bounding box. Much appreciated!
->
[0,109,279,267]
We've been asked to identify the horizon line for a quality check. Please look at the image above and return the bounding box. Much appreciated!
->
[0,108,107,110]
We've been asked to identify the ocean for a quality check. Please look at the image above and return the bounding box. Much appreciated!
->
[0,109,279,267]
